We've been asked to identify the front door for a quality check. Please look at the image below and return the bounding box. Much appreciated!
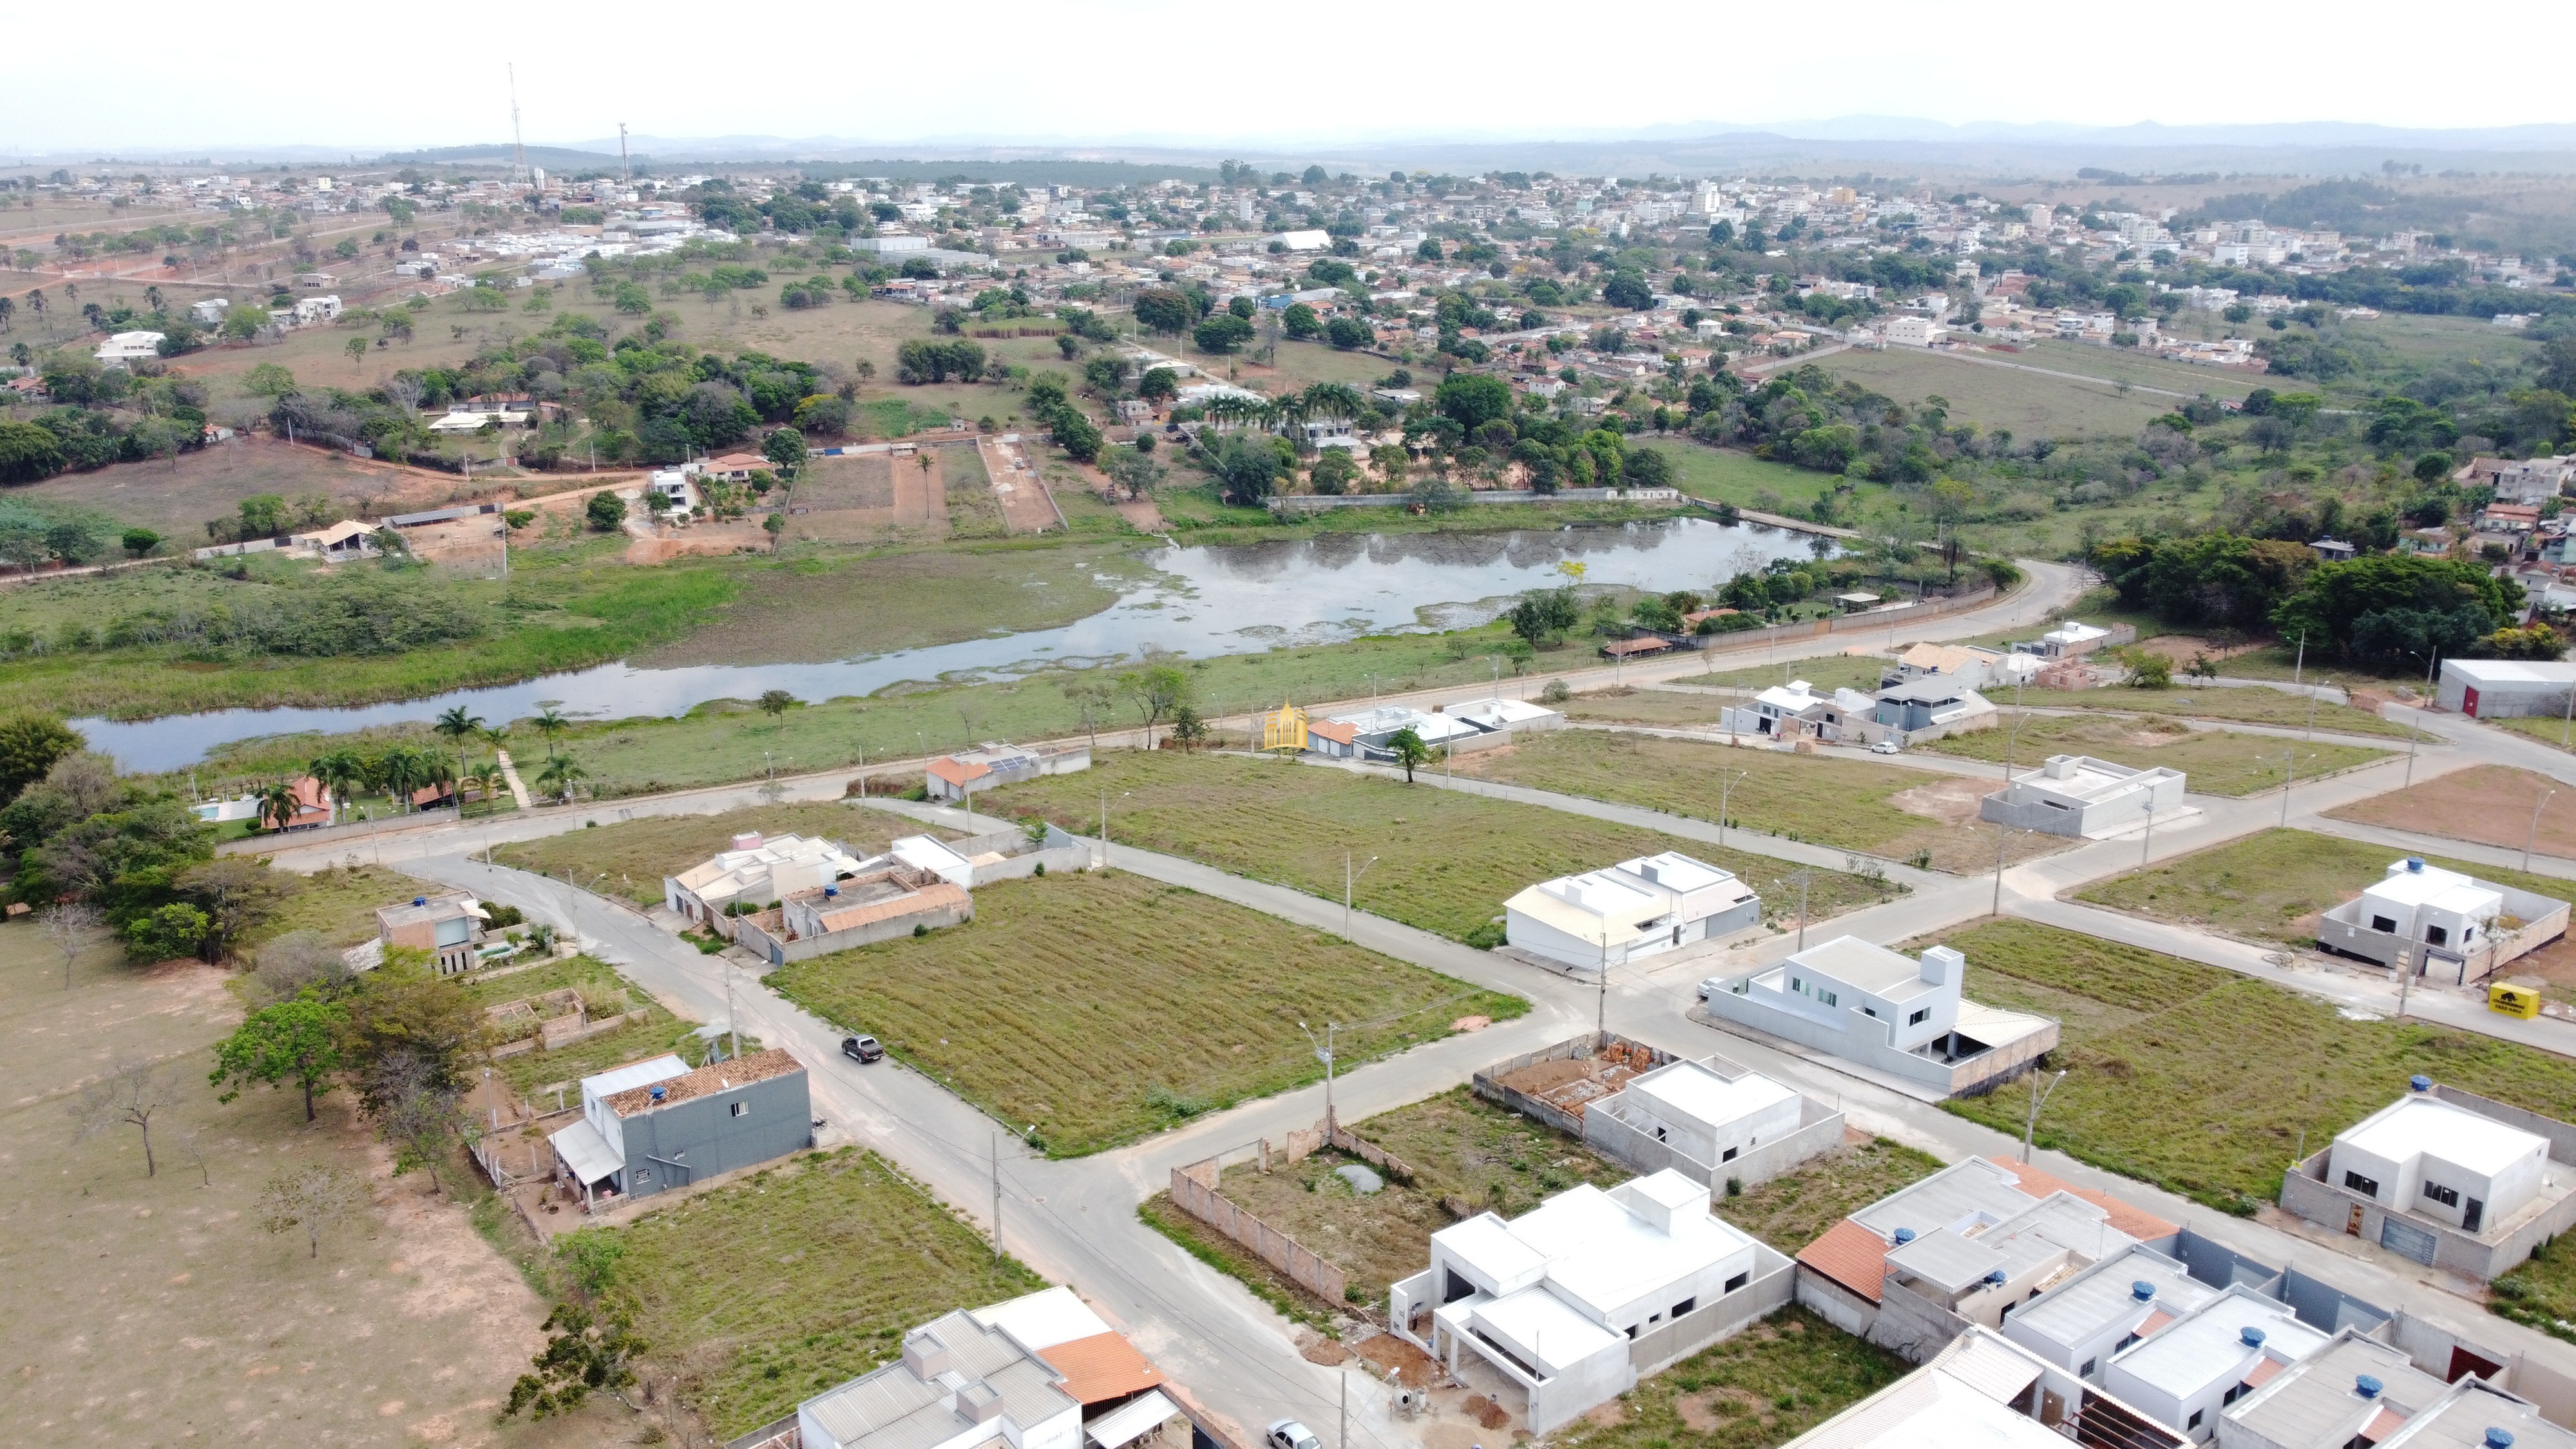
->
[2465,1197,2485,1233]
[2347,1204,2365,1236]
[2464,686,2481,717]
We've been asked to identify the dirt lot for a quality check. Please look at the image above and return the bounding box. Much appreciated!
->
[1489,1039,1663,1121]
[2325,764,2576,859]
[0,916,612,1448]
[12,435,501,542]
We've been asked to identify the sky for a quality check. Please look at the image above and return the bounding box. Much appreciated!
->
[7,0,2571,155]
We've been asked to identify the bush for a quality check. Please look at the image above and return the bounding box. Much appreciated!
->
[1539,679,1570,704]
[895,339,987,384]
[585,491,627,532]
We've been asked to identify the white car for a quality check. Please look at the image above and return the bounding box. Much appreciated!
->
[1268,1421,1321,1449]
[1869,739,1902,755]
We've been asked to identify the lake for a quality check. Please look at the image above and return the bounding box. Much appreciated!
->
[77,516,1830,771]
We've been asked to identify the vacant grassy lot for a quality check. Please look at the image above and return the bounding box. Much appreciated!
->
[1814,346,2175,440]
[609,1148,1045,1439]
[1921,712,2390,797]
[11,435,496,543]
[0,910,606,1448]
[1674,654,1891,694]
[2075,828,2576,947]
[982,752,1900,941]
[494,802,949,906]
[1560,688,1735,728]
[1635,440,1835,513]
[2327,766,2576,859]
[245,860,423,954]
[2005,685,2422,739]
[1450,728,2017,873]
[1938,919,2576,1209]
[2494,1234,2576,1345]
[2016,338,2258,400]
[1717,1138,1944,1253]
[773,871,1524,1155]
[1554,1307,1908,1449]
[459,952,707,1101]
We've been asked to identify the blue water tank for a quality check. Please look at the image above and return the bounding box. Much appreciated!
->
[2132,1281,2157,1302]
[2241,1327,2266,1347]
[2412,1075,2434,1093]
[1893,1227,1916,1244]
[2358,1376,2384,1399]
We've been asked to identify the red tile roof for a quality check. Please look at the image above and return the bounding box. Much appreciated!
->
[926,757,993,787]
[1036,1331,1165,1406]
[1985,1157,2177,1242]
[1306,720,1358,744]
[1797,1217,1890,1303]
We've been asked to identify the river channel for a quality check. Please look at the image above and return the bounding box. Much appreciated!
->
[77,516,1831,771]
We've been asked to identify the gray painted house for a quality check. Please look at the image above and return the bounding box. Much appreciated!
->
[549,1048,812,1204]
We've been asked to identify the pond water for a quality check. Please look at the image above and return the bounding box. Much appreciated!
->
[77,517,1829,772]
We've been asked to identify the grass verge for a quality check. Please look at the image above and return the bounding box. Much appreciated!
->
[2072,828,2576,947]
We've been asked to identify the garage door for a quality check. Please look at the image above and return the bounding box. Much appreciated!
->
[2381,1217,2438,1265]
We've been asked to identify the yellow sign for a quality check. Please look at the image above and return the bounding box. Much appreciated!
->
[1259,698,1308,753]
[2490,984,2543,1019]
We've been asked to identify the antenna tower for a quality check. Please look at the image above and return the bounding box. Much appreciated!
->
[618,122,631,183]
[508,64,528,187]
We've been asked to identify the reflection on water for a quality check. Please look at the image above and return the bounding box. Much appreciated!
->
[78,517,1826,771]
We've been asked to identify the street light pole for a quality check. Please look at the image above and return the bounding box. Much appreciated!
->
[1718,770,1747,848]
[2526,790,2559,873]
[2021,1068,2068,1163]
[2280,748,2297,827]
[1342,852,1377,941]
[2139,798,2155,869]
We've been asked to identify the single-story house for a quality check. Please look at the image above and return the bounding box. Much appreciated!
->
[1448,696,1563,737]
[1981,755,2187,837]
[1302,704,1485,761]
[2015,621,2132,659]
[2314,857,2569,983]
[548,1048,810,1206]
[1887,642,2035,694]
[94,331,166,367]
[2278,1079,2576,1281]
[2101,1287,2325,1443]
[1580,1054,1842,1189]
[922,741,1091,802]
[1389,1171,1789,1434]
[665,831,868,927]
[1505,852,1762,972]
[192,775,333,829]
[1773,1329,2184,1449]
[2436,659,2576,717]
[375,889,490,974]
[1722,679,1876,742]
[1873,677,1998,741]
[290,518,378,560]
[705,452,768,483]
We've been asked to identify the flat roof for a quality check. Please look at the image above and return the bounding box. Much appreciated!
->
[2007,1245,2213,1348]
[2227,1334,2438,1449]
[1628,1060,1799,1132]
[2443,660,2576,686]
[2110,1289,2322,1399]
[2338,1095,2550,1177]
[580,1054,691,1101]
[971,1285,1111,1352]
[1788,935,1941,1001]
[1473,1283,1625,1369]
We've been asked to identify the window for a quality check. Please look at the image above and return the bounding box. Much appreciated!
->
[1818,989,1838,1007]
[1625,1324,1638,1339]
[1721,1146,1739,1162]
[1908,1007,1931,1026]
[1648,1312,1662,1325]
[1655,1126,1668,1142]
[730,1101,749,1119]
[1863,1006,1878,1018]
[2427,925,2450,946]
[2080,1358,2097,1378]
[2224,1383,2250,1406]
[2423,1180,2459,1208]
[2371,914,2399,934]
[1790,976,1803,994]
[2116,1333,2140,1352]
[2344,1170,2381,1198]
[2188,1410,2204,1431]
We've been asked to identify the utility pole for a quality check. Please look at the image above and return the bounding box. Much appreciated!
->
[2526,790,2558,872]
[2021,1068,2067,1163]
[2003,672,2028,784]
[2139,798,2155,869]
[990,1132,1002,1258]
[1717,770,1746,848]
[2398,933,2424,1018]
[1342,852,1377,941]
[2280,748,2296,826]
[1301,1021,1338,1127]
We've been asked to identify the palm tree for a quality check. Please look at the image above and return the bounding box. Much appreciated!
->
[535,755,587,804]
[531,707,568,761]
[371,744,427,813]
[467,763,504,815]
[434,707,484,790]
[256,779,298,832]
[478,724,511,760]
[417,753,457,811]
[309,749,368,825]
[1301,383,1366,422]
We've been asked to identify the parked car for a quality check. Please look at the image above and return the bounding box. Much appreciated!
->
[1869,739,1902,755]
[841,1035,884,1063]
[1268,1421,1321,1449]
[1697,977,1726,1003]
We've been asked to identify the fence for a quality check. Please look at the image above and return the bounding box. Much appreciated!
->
[1471,1032,1678,1139]
[1170,1156,1347,1304]
[1268,486,1682,514]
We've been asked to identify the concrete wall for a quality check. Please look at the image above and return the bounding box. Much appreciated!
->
[1794,1265,1882,1339]
[1169,1158,1347,1305]
[1695,989,2058,1098]
[2316,893,2570,985]
[1629,1249,1797,1378]
[2281,1145,2576,1281]
[1584,1093,1845,1192]
[732,896,977,965]
[616,1070,812,1200]
[1471,1033,1679,1139]
[1867,1281,1975,1363]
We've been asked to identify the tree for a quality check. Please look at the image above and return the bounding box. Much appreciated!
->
[2271,553,2518,665]
[1434,373,1512,432]
[1281,303,1322,341]
[258,1164,364,1259]
[584,491,626,532]
[126,902,211,963]
[504,1303,644,1419]
[762,427,806,475]
[1050,406,1103,464]
[39,899,101,989]
[0,709,82,803]
[212,996,349,1122]
[555,1226,629,1300]
[531,707,569,759]
[374,1045,463,1193]
[434,706,483,791]
[1104,448,1165,500]
[758,689,794,719]
[309,748,368,824]
[241,362,298,397]
[256,776,298,832]
[1505,586,1581,646]
[537,755,589,803]
[1119,662,1192,746]
[1309,448,1359,495]
[1169,703,1207,752]
[343,335,368,371]
[1133,289,1194,335]
[120,527,160,558]
[1137,366,1179,403]
[1386,727,1431,782]
[0,419,66,483]
[1193,314,1255,354]
[1602,271,1654,310]
[1212,433,1281,506]
[1062,674,1119,750]
[70,1059,180,1177]
[343,954,483,1119]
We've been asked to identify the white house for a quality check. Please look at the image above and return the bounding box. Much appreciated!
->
[1581,1056,1837,1188]
[2101,1287,2326,1442]
[796,1301,1082,1449]
[292,294,343,325]
[2325,1090,2551,1238]
[1775,1329,2186,1449]
[2313,857,2568,981]
[1882,316,1944,347]
[2490,456,2576,506]
[2016,620,2127,659]
[1722,679,1876,741]
[1390,1170,1784,1433]
[1266,229,1330,251]
[2436,659,2576,718]
[93,330,166,367]
[646,466,702,514]
[190,298,229,325]
[2220,1332,2571,1449]
[1504,852,1762,971]
[1302,703,1484,761]
[2001,1245,2223,1384]
[1981,755,2188,837]
[1888,642,2033,694]
[664,831,866,926]
[1703,936,2059,1096]
[923,741,1091,803]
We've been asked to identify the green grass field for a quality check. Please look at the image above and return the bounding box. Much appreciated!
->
[1451,728,2003,872]
[772,871,1525,1155]
[1553,1308,1909,1449]
[494,802,952,905]
[1814,346,2177,440]
[609,1148,1045,1439]
[1672,655,1892,694]
[1937,919,2576,1211]
[458,952,707,1100]
[1920,712,2391,796]
[1997,685,2423,739]
[1714,1138,1945,1254]
[979,751,1902,940]
[2074,828,2576,947]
